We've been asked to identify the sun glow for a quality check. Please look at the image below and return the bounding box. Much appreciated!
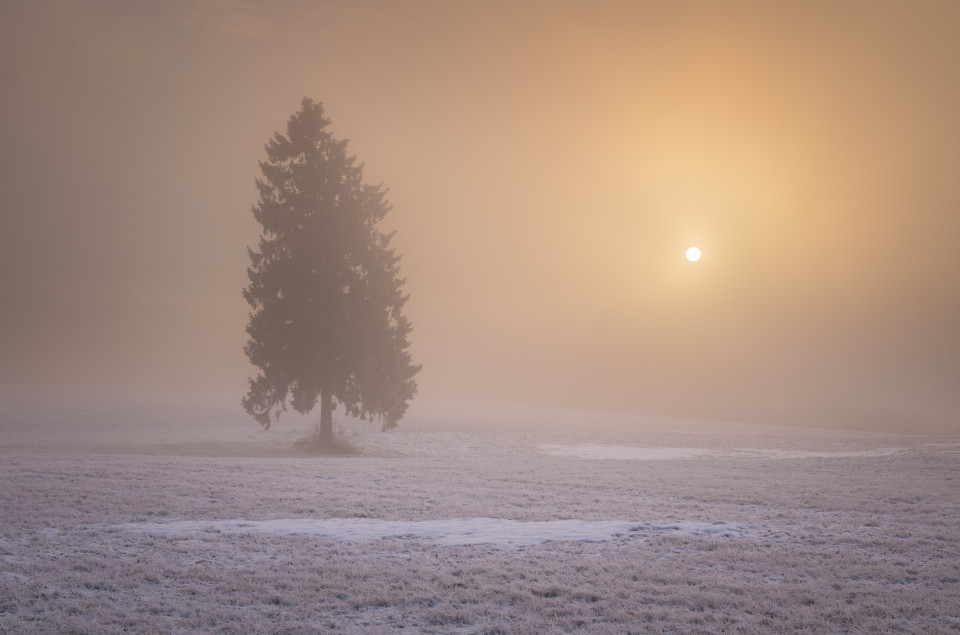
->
[685,247,702,262]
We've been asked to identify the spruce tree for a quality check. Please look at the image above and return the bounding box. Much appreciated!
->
[242,98,420,444]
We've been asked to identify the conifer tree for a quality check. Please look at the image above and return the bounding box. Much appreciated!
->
[242,98,420,444]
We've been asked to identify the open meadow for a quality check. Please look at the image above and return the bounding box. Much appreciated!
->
[1,387,958,633]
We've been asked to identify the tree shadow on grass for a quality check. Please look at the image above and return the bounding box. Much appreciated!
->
[294,422,362,456]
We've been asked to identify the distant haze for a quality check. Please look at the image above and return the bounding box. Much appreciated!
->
[1,1,958,434]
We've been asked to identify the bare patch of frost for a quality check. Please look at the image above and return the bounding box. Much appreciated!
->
[733,448,903,459]
[118,518,755,546]
[539,444,903,461]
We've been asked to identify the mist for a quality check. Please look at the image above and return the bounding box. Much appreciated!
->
[2,0,959,434]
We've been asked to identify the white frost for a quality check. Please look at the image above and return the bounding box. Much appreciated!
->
[733,448,903,459]
[539,444,716,460]
[119,517,755,546]
[539,444,903,461]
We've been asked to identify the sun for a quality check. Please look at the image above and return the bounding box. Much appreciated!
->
[685,246,702,262]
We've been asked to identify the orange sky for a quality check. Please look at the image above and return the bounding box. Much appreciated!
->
[1,1,958,433]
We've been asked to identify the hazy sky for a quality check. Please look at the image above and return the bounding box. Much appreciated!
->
[2,0,958,433]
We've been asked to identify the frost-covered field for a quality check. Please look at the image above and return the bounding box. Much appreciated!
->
[1,387,959,633]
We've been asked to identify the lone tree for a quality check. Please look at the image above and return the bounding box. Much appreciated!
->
[242,98,420,445]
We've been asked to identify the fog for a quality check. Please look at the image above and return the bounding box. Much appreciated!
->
[1,0,958,434]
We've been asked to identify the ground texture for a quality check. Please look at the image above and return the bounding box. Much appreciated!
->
[1,388,958,633]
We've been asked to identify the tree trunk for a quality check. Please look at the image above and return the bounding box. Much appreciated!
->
[318,390,334,447]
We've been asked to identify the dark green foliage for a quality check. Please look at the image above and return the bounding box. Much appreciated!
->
[242,98,420,436]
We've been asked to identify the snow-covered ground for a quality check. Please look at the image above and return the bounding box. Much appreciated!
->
[1,386,958,632]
